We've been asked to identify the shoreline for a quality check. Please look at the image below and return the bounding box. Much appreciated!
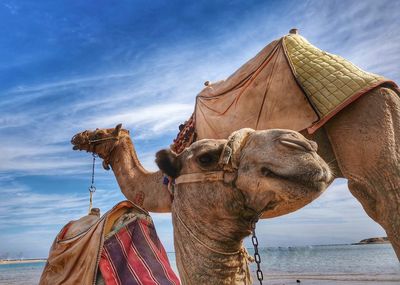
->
[0,243,391,265]
[352,241,390,245]
[262,273,400,285]
[0,259,46,265]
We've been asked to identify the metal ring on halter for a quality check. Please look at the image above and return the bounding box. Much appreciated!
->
[88,185,96,193]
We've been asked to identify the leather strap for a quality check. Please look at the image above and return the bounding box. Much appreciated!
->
[175,171,225,185]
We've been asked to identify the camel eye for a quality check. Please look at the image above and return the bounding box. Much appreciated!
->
[197,153,216,165]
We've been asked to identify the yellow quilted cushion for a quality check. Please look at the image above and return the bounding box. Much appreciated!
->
[283,34,385,117]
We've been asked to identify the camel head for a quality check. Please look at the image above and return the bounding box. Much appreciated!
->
[156,128,332,223]
[71,124,129,170]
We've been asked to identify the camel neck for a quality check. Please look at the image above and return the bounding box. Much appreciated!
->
[109,136,147,175]
[105,136,170,211]
[172,203,252,285]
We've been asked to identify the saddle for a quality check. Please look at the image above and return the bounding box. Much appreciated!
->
[172,30,398,153]
[39,201,180,285]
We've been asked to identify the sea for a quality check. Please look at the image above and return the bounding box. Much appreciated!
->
[0,244,399,285]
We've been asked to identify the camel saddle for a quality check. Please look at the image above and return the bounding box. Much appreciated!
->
[39,201,180,285]
[172,30,398,153]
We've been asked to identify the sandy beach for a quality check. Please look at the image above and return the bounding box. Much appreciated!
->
[264,273,400,285]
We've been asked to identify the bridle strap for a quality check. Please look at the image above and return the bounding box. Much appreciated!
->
[89,136,119,144]
[174,171,225,185]
[174,138,236,185]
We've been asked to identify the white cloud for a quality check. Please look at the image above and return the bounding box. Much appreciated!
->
[87,103,193,132]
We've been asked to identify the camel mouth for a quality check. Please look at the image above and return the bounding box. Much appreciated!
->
[71,132,90,150]
[261,164,331,189]
[261,167,282,180]
[293,167,331,187]
[261,200,279,212]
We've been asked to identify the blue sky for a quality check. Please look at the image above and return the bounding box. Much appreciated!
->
[0,0,399,258]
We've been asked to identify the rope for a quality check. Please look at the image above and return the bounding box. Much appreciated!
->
[88,153,97,214]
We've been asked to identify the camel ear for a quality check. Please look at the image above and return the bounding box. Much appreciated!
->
[112,123,122,136]
[155,149,182,178]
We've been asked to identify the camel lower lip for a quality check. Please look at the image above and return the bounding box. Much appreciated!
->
[262,200,278,212]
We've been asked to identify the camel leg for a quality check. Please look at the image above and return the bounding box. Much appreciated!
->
[324,87,400,260]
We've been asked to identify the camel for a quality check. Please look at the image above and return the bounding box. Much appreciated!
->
[96,30,400,260]
[71,125,332,284]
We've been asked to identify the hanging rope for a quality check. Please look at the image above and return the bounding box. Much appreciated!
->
[88,153,97,214]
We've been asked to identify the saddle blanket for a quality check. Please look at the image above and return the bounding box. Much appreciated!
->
[171,31,398,153]
[39,201,180,285]
[99,218,180,285]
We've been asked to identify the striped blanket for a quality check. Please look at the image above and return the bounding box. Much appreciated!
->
[99,218,180,285]
[40,201,180,285]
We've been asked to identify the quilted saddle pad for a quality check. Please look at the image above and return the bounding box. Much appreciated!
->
[283,33,396,132]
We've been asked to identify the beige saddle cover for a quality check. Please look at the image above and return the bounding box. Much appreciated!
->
[192,32,397,141]
[39,201,148,285]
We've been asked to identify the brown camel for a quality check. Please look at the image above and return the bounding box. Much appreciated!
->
[72,125,332,284]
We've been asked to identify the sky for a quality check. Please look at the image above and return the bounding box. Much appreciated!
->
[0,0,399,259]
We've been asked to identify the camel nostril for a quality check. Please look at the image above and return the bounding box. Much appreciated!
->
[279,138,311,152]
[261,167,271,176]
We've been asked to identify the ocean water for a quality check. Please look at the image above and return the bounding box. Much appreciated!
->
[0,244,398,285]
[0,262,45,285]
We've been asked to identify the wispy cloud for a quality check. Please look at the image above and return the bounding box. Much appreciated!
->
[87,103,193,133]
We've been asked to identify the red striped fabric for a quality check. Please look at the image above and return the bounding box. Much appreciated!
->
[99,219,180,285]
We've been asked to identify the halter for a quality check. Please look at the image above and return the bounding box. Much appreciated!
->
[87,131,127,149]
[86,133,130,169]
[88,136,119,144]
